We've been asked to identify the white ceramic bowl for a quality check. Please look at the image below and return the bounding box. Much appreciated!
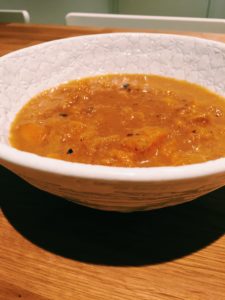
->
[0,33,225,212]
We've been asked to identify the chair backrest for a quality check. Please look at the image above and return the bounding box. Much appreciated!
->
[65,12,225,33]
[0,9,30,23]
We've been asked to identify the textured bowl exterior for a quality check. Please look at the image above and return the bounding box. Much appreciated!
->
[0,33,225,211]
[2,157,225,212]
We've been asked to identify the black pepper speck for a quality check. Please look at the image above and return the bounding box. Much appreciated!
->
[67,148,73,154]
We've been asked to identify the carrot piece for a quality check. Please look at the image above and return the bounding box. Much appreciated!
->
[18,123,47,146]
[122,126,168,152]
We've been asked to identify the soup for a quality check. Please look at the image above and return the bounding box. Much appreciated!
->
[10,74,225,167]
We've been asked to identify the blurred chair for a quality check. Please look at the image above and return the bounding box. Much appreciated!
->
[0,9,30,23]
[65,12,225,33]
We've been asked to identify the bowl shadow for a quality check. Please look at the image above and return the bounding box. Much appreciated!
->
[1,165,225,266]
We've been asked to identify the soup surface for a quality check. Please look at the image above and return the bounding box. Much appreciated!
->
[10,74,225,167]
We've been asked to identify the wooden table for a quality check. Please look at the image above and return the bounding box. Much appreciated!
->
[0,23,225,300]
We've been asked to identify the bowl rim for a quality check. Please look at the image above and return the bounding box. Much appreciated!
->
[1,31,225,61]
[1,32,225,182]
[1,144,225,182]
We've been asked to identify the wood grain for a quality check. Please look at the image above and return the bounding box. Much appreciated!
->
[0,23,225,300]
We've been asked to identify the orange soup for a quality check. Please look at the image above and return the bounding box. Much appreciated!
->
[10,74,225,167]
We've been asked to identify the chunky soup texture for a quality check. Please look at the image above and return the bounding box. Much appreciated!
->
[10,74,225,167]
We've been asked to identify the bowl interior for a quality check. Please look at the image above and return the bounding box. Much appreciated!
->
[1,33,225,146]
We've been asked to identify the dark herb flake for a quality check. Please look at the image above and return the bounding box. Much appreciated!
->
[123,83,130,89]
[59,113,68,117]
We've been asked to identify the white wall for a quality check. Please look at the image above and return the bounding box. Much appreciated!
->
[0,0,112,24]
[117,0,210,17]
[208,0,225,18]
[0,0,224,24]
